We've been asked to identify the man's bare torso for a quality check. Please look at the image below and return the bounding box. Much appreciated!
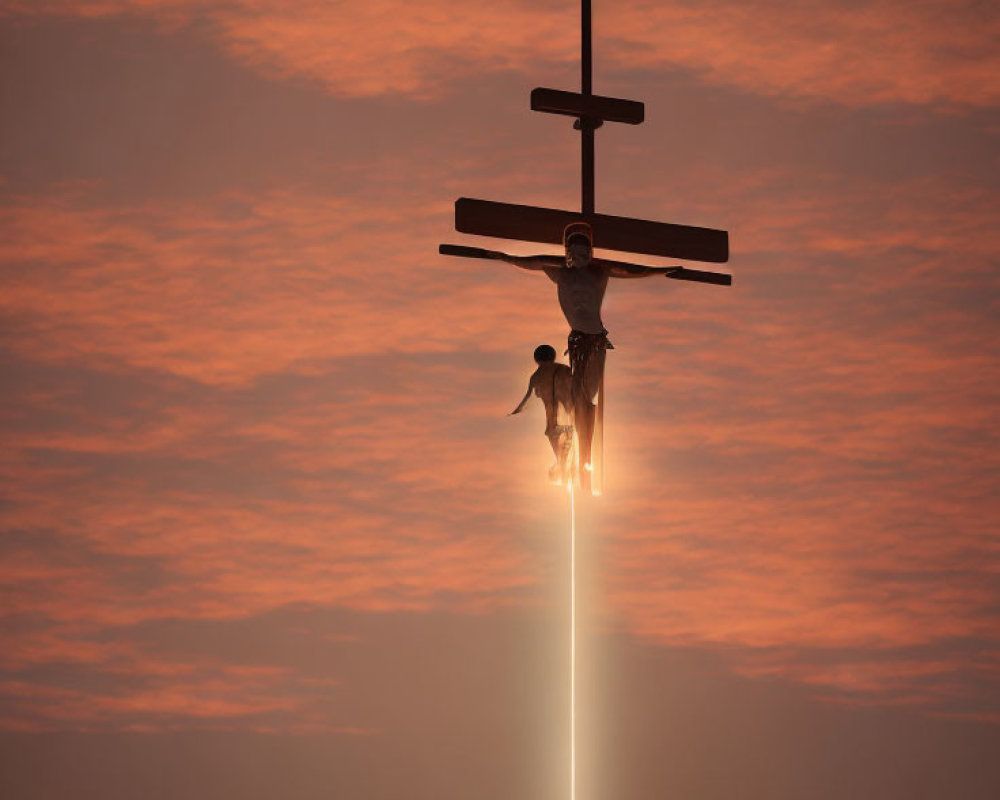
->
[545,263,609,333]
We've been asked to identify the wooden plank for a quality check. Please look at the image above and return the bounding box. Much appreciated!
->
[438,244,498,260]
[439,244,732,285]
[531,87,644,125]
[598,257,732,285]
[454,197,730,263]
[668,267,732,286]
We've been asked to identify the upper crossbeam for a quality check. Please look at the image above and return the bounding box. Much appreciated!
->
[531,88,644,125]
[455,198,729,264]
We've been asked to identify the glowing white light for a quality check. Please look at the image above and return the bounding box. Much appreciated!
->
[569,482,576,800]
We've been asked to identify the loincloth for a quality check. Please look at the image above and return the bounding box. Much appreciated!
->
[567,329,613,374]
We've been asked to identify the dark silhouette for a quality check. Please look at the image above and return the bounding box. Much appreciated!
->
[439,0,731,494]
[510,345,575,486]
[444,224,694,492]
[494,222,681,491]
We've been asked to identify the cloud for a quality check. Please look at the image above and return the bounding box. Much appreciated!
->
[0,33,997,729]
[4,0,998,106]
[0,654,356,733]
[3,184,997,730]
[0,185,554,384]
[604,0,1000,107]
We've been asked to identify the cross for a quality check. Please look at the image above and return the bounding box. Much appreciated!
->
[439,0,732,493]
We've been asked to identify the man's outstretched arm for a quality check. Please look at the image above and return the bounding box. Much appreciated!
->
[439,244,563,271]
[600,257,733,286]
[603,259,681,279]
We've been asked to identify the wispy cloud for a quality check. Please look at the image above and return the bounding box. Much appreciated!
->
[2,153,997,727]
[5,0,998,105]
[0,4,997,732]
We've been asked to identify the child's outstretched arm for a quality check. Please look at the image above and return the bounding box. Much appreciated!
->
[509,376,536,415]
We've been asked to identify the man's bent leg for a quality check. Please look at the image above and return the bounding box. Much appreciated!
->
[568,330,610,493]
[578,348,605,490]
[575,394,594,490]
[590,351,606,494]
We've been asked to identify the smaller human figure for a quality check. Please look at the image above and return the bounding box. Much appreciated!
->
[510,345,575,485]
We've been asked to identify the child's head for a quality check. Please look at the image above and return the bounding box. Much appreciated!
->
[533,344,556,364]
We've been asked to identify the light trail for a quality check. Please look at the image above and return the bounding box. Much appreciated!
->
[569,481,576,800]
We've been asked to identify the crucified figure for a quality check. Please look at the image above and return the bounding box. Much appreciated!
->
[487,223,681,491]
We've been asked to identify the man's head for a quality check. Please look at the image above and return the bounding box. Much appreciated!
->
[533,344,556,364]
[563,222,593,268]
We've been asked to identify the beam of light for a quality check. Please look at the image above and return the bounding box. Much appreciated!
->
[569,481,576,800]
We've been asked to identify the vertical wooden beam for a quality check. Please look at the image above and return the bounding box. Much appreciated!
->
[581,0,595,216]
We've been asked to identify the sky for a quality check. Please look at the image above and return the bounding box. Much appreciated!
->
[0,1,998,798]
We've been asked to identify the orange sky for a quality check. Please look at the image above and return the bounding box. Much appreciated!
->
[1,1,998,797]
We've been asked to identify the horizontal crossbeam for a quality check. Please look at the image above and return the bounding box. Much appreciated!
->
[531,87,644,125]
[599,255,732,285]
[439,244,731,285]
[454,198,729,263]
